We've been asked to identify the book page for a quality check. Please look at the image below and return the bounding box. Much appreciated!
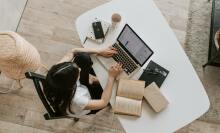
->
[117,79,145,100]
[114,96,142,116]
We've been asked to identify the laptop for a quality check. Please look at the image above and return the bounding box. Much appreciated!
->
[97,24,154,78]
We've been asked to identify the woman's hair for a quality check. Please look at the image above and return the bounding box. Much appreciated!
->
[44,62,79,115]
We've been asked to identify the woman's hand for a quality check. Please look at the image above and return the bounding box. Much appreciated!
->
[98,47,117,58]
[108,63,123,78]
[89,74,99,85]
[85,63,122,110]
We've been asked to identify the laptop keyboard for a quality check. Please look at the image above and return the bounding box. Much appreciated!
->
[112,43,138,75]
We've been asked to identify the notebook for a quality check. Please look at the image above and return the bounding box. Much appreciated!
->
[139,60,169,87]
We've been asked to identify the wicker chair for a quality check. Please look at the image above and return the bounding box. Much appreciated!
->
[0,31,46,93]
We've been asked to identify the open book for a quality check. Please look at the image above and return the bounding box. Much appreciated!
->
[114,79,145,116]
[114,79,169,116]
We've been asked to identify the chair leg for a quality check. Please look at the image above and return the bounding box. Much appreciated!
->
[41,64,49,71]
[0,78,23,94]
[0,74,12,94]
[0,89,12,94]
[4,80,22,93]
[203,52,220,68]
[16,80,23,89]
[203,61,211,68]
[0,83,12,94]
[74,118,79,122]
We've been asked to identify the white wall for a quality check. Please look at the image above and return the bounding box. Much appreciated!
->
[0,0,27,31]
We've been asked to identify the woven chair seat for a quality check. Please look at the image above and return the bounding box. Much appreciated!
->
[0,31,41,80]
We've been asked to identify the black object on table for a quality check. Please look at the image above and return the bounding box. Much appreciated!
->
[203,0,220,68]
[139,60,169,88]
[92,21,105,39]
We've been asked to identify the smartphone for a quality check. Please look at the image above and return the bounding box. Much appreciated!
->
[92,21,104,39]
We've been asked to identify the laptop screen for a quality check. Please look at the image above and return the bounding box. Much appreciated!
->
[117,24,153,66]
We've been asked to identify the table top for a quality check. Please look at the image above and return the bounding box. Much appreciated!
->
[75,0,210,132]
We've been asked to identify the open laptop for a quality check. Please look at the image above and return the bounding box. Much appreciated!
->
[97,24,154,78]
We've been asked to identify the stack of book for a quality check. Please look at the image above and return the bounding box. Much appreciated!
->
[113,61,170,116]
[114,79,169,116]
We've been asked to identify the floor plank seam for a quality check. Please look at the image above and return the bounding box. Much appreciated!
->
[16,0,29,32]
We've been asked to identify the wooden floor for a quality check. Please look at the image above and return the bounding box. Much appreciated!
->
[1,0,219,133]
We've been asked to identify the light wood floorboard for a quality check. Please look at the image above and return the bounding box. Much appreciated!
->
[2,0,217,133]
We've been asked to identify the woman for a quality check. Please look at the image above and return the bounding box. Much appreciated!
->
[44,47,122,116]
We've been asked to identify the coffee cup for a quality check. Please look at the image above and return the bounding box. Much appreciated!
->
[111,13,121,28]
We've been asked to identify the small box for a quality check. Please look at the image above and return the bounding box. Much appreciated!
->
[144,82,169,112]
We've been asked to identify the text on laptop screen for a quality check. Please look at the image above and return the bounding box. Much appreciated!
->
[118,25,153,65]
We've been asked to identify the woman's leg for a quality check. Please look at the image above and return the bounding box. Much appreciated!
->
[74,52,93,86]
[74,52,103,100]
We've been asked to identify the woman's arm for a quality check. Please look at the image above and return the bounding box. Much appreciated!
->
[57,48,99,64]
[73,48,99,54]
[85,76,115,110]
[57,47,117,64]
[74,47,117,57]
[84,63,122,110]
